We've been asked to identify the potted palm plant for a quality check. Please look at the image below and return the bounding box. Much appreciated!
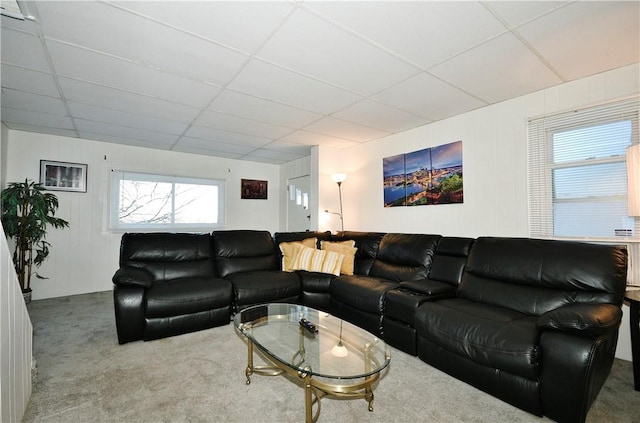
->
[1,179,69,303]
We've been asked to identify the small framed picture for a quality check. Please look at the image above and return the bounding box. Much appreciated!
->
[241,179,268,200]
[40,160,88,193]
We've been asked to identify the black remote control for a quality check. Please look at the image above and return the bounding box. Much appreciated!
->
[299,318,318,334]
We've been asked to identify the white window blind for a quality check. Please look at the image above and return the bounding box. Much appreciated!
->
[528,97,640,239]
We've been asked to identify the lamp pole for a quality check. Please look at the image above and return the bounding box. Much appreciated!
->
[337,180,344,232]
[331,173,347,232]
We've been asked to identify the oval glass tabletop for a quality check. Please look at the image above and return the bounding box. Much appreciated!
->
[234,303,390,380]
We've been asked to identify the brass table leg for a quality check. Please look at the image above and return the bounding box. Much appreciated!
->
[245,340,254,385]
[304,372,313,423]
[365,385,374,412]
[299,366,322,423]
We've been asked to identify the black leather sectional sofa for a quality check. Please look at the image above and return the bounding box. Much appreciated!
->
[112,230,628,423]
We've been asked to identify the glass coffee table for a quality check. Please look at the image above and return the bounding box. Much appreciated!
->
[234,303,391,423]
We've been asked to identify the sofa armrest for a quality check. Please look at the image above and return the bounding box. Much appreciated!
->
[113,285,146,344]
[112,266,154,288]
[539,329,619,422]
[537,303,622,337]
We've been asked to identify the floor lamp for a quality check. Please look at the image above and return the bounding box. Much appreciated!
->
[326,173,347,232]
[333,173,346,231]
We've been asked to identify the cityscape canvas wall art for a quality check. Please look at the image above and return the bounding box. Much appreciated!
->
[383,140,463,207]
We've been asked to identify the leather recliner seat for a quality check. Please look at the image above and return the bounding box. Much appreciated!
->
[415,237,627,423]
[112,232,233,344]
[383,236,475,355]
[211,230,301,312]
[330,233,441,337]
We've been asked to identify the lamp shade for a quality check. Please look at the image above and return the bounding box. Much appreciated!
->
[628,143,640,216]
[331,173,347,184]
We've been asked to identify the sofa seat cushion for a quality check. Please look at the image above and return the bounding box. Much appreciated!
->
[331,275,400,313]
[415,298,540,380]
[225,270,301,305]
[145,277,232,318]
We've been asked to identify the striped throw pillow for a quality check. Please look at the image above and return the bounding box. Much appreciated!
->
[279,238,317,272]
[292,246,345,276]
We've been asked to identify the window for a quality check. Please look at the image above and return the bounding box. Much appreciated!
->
[110,171,225,231]
[528,97,639,239]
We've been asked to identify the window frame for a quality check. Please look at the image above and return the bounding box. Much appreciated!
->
[527,97,639,240]
[109,170,226,232]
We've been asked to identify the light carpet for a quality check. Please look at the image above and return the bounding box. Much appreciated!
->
[23,291,638,422]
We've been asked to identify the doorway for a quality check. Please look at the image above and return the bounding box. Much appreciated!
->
[286,175,311,232]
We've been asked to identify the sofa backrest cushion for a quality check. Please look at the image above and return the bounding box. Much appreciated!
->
[212,230,278,277]
[331,231,386,275]
[369,233,441,282]
[428,237,475,285]
[459,237,628,315]
[119,232,216,281]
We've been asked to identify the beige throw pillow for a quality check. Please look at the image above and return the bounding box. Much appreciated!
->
[320,241,358,275]
[279,237,317,272]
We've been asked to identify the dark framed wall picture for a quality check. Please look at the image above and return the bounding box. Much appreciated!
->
[40,160,88,193]
[241,179,268,199]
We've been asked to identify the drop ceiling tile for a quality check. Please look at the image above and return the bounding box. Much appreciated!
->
[307,1,507,69]
[238,154,286,165]
[67,102,188,135]
[111,1,294,54]
[175,136,257,155]
[47,41,220,108]
[3,122,78,138]
[210,90,322,128]
[172,144,243,160]
[430,33,562,104]
[1,64,60,97]
[36,1,248,85]
[258,7,418,95]
[1,89,67,115]
[2,1,638,165]
[74,119,179,145]
[1,107,73,129]
[194,109,293,139]
[332,99,431,133]
[303,116,389,143]
[486,1,569,27]
[57,77,200,123]
[280,130,360,149]
[244,147,303,162]
[79,131,172,150]
[228,59,363,114]
[374,72,487,121]
[516,1,640,80]
[263,141,312,157]
[0,28,50,71]
[184,126,272,148]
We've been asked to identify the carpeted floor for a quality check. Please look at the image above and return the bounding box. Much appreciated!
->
[22,291,638,423]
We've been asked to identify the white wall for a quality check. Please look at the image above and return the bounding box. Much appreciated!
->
[4,131,282,300]
[316,63,640,361]
[318,63,639,237]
